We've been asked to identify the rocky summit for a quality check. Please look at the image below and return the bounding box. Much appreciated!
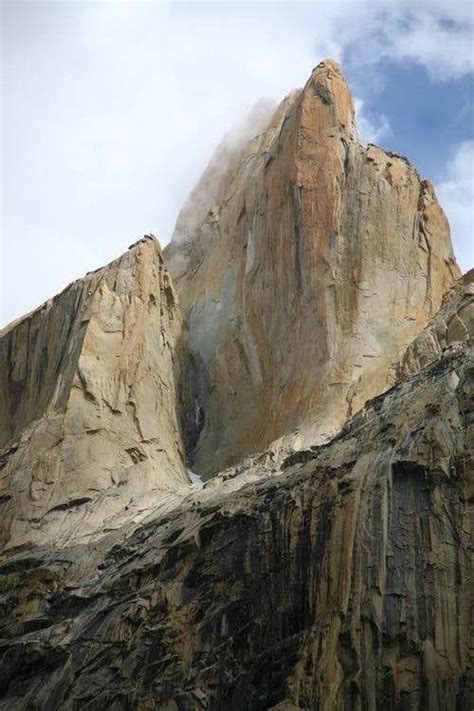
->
[0,61,472,710]
[164,59,460,476]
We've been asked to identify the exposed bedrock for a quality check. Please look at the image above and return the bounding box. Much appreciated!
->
[0,236,191,549]
[0,339,471,710]
[165,60,460,476]
[0,59,471,711]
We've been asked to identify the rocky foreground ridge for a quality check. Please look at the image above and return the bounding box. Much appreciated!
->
[0,61,472,709]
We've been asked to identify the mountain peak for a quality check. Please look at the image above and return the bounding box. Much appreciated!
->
[164,62,459,475]
[0,60,470,710]
[308,58,347,89]
[299,58,355,140]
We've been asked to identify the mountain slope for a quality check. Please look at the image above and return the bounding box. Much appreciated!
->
[0,60,471,711]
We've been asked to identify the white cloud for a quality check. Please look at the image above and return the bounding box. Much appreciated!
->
[436,141,474,273]
[332,1,474,81]
[1,0,473,325]
[389,7,474,81]
[354,98,391,145]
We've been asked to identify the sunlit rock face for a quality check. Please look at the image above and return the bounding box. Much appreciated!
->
[0,60,471,711]
[165,60,460,477]
[0,236,190,549]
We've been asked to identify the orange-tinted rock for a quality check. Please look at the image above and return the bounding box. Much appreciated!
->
[165,60,460,476]
[0,60,471,711]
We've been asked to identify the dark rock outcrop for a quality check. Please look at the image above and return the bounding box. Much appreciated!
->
[0,334,471,709]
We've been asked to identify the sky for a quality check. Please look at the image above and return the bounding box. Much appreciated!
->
[1,0,473,326]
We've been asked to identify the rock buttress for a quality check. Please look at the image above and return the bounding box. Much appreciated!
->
[0,236,190,549]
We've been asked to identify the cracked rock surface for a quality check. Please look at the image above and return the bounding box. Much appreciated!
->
[0,60,472,710]
[0,236,190,549]
[165,60,460,476]
[0,337,471,709]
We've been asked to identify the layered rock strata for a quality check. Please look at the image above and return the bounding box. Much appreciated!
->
[0,236,190,549]
[165,60,460,476]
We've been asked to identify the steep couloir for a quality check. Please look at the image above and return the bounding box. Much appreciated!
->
[165,59,461,477]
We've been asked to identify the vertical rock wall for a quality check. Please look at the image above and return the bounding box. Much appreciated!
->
[0,330,470,710]
[0,236,190,549]
[165,60,460,476]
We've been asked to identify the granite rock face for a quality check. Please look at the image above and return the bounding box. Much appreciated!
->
[0,333,471,710]
[398,268,474,379]
[0,236,190,550]
[0,60,472,711]
[165,60,460,476]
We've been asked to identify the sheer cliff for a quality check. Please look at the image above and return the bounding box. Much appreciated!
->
[0,236,190,549]
[164,60,460,476]
[0,60,471,711]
